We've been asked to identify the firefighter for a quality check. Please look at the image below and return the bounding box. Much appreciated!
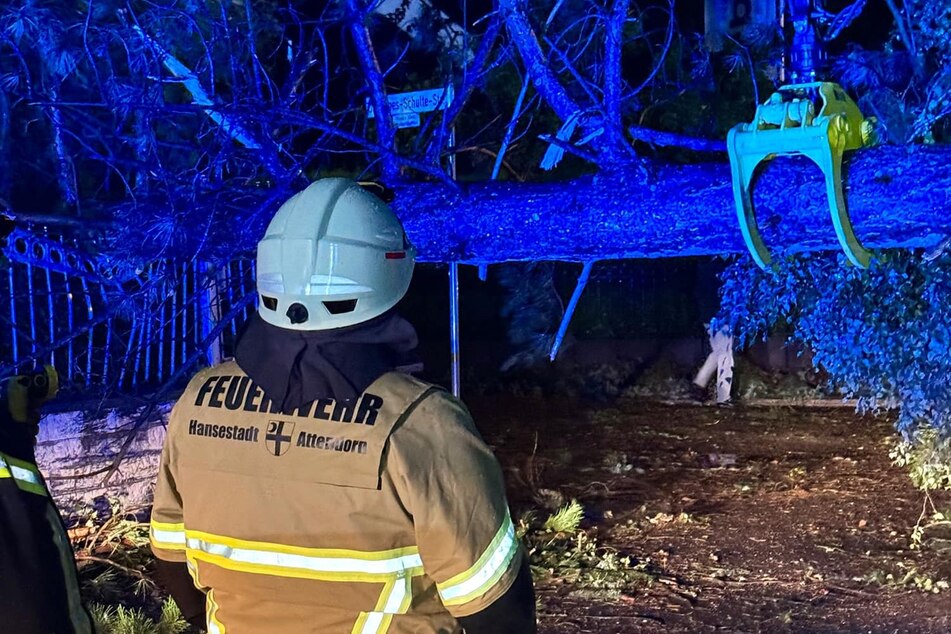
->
[0,366,94,634]
[150,178,536,633]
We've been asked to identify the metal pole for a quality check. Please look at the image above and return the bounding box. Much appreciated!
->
[26,258,36,356]
[448,120,462,397]
[154,264,162,383]
[449,261,461,398]
[64,265,73,382]
[44,264,54,367]
[145,306,154,383]
[41,231,54,367]
[79,275,93,384]
[170,267,178,377]
[8,264,17,364]
[550,261,595,362]
[193,260,201,351]
[180,264,187,367]
[228,262,238,342]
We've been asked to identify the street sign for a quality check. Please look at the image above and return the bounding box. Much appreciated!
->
[392,111,421,129]
[366,86,453,129]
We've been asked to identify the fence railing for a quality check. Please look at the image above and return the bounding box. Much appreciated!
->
[1,225,255,396]
[2,224,723,398]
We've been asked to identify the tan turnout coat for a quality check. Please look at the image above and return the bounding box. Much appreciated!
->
[150,360,521,634]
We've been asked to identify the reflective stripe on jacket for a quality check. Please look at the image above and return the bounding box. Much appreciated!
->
[0,447,93,634]
[0,451,48,496]
[150,361,522,634]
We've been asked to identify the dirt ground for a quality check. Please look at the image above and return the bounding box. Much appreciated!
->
[468,396,951,634]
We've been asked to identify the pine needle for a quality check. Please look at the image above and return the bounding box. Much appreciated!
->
[89,600,189,634]
[544,499,584,533]
[158,598,189,634]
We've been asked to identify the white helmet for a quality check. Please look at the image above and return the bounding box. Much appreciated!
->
[256,178,416,330]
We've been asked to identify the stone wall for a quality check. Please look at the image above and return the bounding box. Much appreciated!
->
[35,403,171,516]
[30,334,812,517]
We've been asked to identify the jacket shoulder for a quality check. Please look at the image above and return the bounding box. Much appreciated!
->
[377,370,438,391]
[182,360,243,391]
[171,362,244,421]
[372,371,445,404]
[388,378,477,441]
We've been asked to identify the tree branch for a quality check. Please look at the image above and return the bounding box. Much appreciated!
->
[346,0,399,182]
[493,74,532,180]
[628,125,726,152]
[444,10,503,130]
[625,0,675,100]
[603,0,630,162]
[499,0,585,125]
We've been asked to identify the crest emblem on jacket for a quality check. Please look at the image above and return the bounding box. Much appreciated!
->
[265,420,295,456]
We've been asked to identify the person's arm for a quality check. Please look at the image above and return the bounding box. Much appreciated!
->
[152,559,207,629]
[149,402,207,628]
[456,554,536,634]
[389,391,536,632]
[1,374,94,634]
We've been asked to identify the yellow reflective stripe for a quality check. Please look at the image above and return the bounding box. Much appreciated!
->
[351,612,371,634]
[186,558,219,634]
[437,512,519,606]
[0,465,11,479]
[356,571,415,634]
[374,614,394,633]
[152,520,186,532]
[396,573,414,613]
[0,452,47,496]
[185,558,203,589]
[206,589,225,634]
[185,529,419,562]
[183,529,422,583]
[373,578,397,612]
[1,451,40,473]
[355,577,396,634]
[149,520,186,551]
[181,527,422,633]
[188,547,422,584]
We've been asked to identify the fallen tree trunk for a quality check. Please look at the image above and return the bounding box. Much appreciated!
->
[8,146,947,266]
[395,145,951,263]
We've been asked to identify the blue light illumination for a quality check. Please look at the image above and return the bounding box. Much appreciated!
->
[719,249,951,436]
[0,0,948,439]
[391,146,951,264]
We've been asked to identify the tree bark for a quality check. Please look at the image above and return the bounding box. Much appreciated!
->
[393,145,951,263]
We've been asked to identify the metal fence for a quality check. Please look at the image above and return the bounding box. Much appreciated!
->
[555,259,714,339]
[2,223,722,397]
[1,225,256,395]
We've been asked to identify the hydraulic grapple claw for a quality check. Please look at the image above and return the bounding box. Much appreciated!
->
[727,82,872,269]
